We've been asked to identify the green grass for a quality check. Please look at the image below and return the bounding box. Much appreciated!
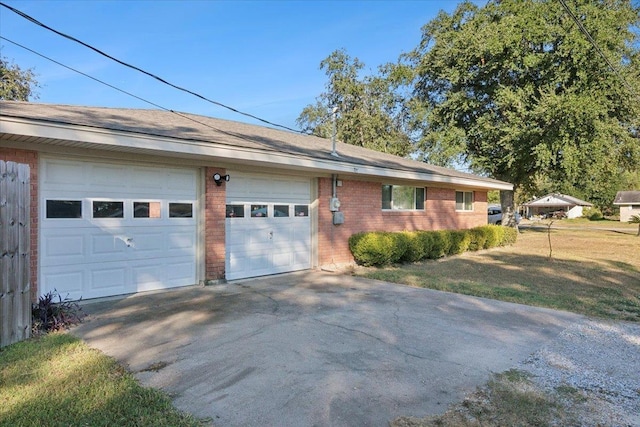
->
[356,228,640,321]
[0,333,207,427]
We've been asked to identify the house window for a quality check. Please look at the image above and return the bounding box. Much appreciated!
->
[455,191,474,211]
[382,185,425,210]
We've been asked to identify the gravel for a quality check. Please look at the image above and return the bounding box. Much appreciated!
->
[519,319,640,427]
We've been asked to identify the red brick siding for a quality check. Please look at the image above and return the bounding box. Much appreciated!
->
[317,178,488,266]
[204,167,226,280]
[0,148,39,301]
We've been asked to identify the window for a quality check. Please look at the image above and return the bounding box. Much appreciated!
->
[169,202,193,218]
[274,205,290,217]
[251,204,268,218]
[226,205,244,218]
[455,191,474,211]
[46,200,82,219]
[382,185,425,210]
[134,202,161,218]
[294,205,309,217]
[93,201,124,218]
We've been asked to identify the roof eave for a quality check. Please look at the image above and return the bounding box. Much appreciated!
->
[0,116,513,191]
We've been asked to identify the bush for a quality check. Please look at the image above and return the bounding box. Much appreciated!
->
[500,227,518,246]
[349,226,518,267]
[582,207,603,221]
[32,290,85,333]
[448,230,471,255]
[349,232,407,266]
[401,231,427,262]
[468,228,488,251]
[429,230,451,259]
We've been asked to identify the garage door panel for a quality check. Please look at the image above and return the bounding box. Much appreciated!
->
[225,173,311,281]
[91,267,127,290]
[41,158,198,300]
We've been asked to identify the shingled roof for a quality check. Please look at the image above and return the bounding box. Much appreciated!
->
[0,101,512,189]
[613,191,640,205]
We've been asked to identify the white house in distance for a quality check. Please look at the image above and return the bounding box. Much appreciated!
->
[613,191,640,222]
[522,193,592,219]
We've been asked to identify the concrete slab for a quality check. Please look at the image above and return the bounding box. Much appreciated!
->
[71,271,584,426]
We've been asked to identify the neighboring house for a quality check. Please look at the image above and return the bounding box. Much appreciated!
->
[522,193,592,219]
[613,191,640,222]
[1,101,511,301]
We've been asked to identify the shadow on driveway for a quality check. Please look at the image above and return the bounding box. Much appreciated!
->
[71,271,584,426]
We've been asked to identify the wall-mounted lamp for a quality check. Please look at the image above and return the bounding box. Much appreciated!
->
[213,173,230,186]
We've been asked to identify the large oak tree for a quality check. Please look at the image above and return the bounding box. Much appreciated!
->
[396,0,640,210]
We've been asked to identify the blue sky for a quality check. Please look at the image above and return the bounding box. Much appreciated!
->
[1,1,474,131]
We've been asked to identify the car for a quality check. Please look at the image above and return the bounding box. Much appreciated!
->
[488,205,522,225]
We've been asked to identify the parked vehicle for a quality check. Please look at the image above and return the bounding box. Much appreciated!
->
[488,205,522,225]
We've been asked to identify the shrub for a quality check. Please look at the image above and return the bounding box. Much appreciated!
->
[500,227,518,246]
[429,230,451,259]
[468,227,488,251]
[349,232,407,266]
[32,290,85,333]
[582,207,603,221]
[448,230,471,255]
[401,231,427,262]
[482,225,503,249]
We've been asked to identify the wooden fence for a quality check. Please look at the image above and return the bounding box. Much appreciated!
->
[1,160,31,348]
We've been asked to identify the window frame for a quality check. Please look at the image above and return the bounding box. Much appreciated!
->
[455,191,474,212]
[382,185,425,211]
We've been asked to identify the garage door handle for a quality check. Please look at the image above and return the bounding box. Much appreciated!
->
[268,231,273,240]
[126,238,133,247]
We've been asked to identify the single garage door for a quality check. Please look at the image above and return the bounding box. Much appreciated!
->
[225,172,311,280]
[40,158,198,300]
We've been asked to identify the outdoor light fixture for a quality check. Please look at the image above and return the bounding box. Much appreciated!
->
[213,173,230,186]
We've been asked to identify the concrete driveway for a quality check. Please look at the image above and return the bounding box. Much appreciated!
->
[71,271,583,426]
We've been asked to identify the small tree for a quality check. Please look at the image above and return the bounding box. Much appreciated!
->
[629,214,640,237]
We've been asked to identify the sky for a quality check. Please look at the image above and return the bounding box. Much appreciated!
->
[0,1,476,132]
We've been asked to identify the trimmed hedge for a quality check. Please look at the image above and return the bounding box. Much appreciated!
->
[349,225,518,267]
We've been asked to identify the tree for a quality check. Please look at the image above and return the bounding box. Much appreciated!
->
[629,214,640,237]
[396,0,640,212]
[297,49,413,157]
[0,56,40,101]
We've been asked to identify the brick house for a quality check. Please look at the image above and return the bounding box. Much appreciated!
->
[1,101,512,301]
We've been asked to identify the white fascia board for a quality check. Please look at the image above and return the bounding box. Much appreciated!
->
[0,117,513,191]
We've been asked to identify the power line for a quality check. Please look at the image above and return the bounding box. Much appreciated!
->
[558,0,638,100]
[0,1,306,134]
[0,35,315,154]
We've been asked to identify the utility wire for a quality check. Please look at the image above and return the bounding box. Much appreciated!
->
[0,35,315,154]
[558,0,638,99]
[0,1,306,134]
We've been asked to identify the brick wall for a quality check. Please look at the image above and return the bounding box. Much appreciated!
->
[0,148,39,301]
[204,167,226,280]
[317,178,488,266]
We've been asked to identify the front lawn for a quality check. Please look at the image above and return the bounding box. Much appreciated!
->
[0,333,207,427]
[356,227,640,321]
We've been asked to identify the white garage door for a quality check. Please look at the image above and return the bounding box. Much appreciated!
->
[225,172,311,280]
[40,158,198,300]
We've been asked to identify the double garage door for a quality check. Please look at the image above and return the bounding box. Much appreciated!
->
[40,158,198,301]
[40,160,312,300]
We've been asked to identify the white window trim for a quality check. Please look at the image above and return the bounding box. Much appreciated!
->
[382,185,425,211]
[455,190,474,212]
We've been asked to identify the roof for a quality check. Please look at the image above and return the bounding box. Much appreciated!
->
[523,193,593,207]
[0,101,512,190]
[613,191,640,205]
